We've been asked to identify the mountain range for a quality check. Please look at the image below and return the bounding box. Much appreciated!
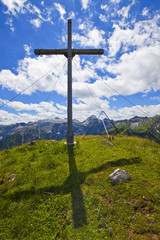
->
[0,115,160,150]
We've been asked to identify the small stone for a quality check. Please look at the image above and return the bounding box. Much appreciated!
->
[101,141,114,147]
[143,196,151,202]
[109,168,130,183]
[28,141,36,146]
[8,174,17,181]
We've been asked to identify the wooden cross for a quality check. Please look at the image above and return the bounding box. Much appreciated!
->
[34,19,104,145]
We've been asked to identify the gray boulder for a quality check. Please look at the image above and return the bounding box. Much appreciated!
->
[110,168,130,183]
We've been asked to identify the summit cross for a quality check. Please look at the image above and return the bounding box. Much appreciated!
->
[34,19,104,145]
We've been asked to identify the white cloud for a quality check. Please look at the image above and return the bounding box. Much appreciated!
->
[24,44,32,56]
[1,96,160,124]
[92,55,109,71]
[108,104,160,120]
[56,103,67,111]
[150,96,160,102]
[0,98,67,124]
[27,3,51,27]
[108,15,160,56]
[1,0,27,16]
[100,2,133,26]
[99,14,108,23]
[3,42,158,105]
[4,38,151,106]
[72,97,109,120]
[1,0,43,17]
[118,5,131,19]
[5,17,15,32]
[142,7,149,16]
[6,100,60,114]
[101,4,109,12]
[117,1,135,25]
[72,43,160,100]
[0,109,64,125]
[54,3,66,21]
[81,0,91,10]
[30,18,42,28]
[27,3,41,15]
[73,56,94,83]
[79,23,85,30]
[1,5,160,124]
[0,109,22,125]
[68,11,75,19]
[1,0,52,29]
[110,0,121,4]
[78,21,93,31]
[0,54,108,123]
[0,48,159,124]
[112,97,117,101]
[73,27,106,48]
[0,55,67,95]
[2,0,45,31]
[106,45,160,95]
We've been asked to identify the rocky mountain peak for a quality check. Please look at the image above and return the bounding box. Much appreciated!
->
[82,115,98,126]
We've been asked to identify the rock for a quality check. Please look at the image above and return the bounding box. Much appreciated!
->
[109,168,130,183]
[28,141,36,146]
[8,174,17,181]
[143,196,151,202]
[101,141,114,147]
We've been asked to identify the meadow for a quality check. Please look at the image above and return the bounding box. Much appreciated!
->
[0,136,160,239]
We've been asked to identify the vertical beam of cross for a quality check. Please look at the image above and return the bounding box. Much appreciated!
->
[34,19,104,145]
[67,19,73,144]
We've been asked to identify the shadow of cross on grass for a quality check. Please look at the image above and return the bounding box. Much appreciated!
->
[46,151,141,228]
[6,149,141,229]
[67,146,87,228]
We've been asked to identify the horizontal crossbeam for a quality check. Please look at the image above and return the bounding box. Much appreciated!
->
[34,49,68,55]
[34,49,104,56]
[72,49,104,55]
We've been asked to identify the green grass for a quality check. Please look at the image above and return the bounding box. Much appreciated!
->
[0,136,160,239]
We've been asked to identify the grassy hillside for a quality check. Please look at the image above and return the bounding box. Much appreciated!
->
[108,116,160,144]
[0,136,160,239]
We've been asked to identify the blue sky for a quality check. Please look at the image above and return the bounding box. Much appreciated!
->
[0,0,160,124]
